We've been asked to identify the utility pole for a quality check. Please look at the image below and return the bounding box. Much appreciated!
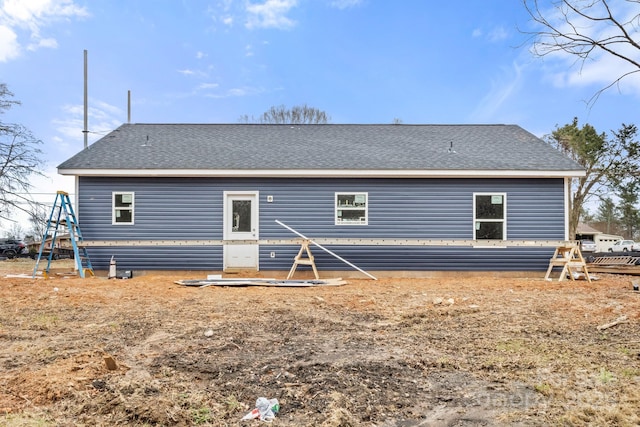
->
[83,49,88,149]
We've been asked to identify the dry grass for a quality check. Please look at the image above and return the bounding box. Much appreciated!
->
[0,258,639,426]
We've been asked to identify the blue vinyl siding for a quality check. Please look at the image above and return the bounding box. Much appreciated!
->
[77,177,565,271]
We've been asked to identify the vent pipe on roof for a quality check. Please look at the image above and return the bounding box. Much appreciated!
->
[448,141,456,154]
[127,90,131,123]
[83,49,88,149]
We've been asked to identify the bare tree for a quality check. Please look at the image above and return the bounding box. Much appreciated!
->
[28,202,49,241]
[523,0,640,103]
[0,83,20,112]
[0,83,45,221]
[239,104,330,124]
[5,222,24,240]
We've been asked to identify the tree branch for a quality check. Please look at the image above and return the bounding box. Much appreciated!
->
[523,0,640,105]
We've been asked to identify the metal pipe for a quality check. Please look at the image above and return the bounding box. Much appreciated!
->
[83,49,88,149]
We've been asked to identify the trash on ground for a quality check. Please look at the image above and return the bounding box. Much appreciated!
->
[241,397,279,421]
[571,272,599,280]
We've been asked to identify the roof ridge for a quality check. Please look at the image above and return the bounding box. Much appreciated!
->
[123,123,513,126]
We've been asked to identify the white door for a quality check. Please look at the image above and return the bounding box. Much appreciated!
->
[223,192,259,270]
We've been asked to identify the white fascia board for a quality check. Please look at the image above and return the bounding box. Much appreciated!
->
[58,168,586,178]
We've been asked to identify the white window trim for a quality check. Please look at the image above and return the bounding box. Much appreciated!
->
[112,191,135,225]
[335,192,368,226]
[473,192,506,241]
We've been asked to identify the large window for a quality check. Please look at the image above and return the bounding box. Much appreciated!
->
[474,193,505,239]
[112,192,134,225]
[336,192,368,225]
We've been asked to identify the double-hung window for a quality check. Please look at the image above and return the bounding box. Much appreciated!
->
[474,193,505,239]
[335,192,368,225]
[113,192,134,225]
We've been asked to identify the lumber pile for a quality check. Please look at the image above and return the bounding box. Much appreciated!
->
[175,277,347,288]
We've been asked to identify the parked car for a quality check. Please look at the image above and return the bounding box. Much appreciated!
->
[0,238,28,259]
[608,240,636,252]
[580,240,597,253]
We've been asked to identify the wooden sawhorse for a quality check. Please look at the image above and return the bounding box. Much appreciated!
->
[544,244,591,282]
[287,240,320,280]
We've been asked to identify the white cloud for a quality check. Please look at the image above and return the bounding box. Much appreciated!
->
[550,57,640,96]
[198,82,219,90]
[470,62,524,122]
[178,68,209,79]
[0,24,19,61]
[226,87,253,96]
[245,0,297,30]
[330,0,362,10]
[206,2,238,30]
[90,100,123,120]
[52,101,122,151]
[2,0,88,23]
[28,165,75,201]
[471,25,507,42]
[487,26,508,42]
[27,36,57,51]
[202,85,264,98]
[195,51,206,59]
[0,0,88,61]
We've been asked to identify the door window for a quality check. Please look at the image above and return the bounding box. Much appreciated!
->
[232,200,252,232]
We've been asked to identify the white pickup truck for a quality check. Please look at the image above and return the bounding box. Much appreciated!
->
[608,240,640,252]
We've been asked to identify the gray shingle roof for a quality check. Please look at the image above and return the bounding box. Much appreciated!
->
[57,123,583,175]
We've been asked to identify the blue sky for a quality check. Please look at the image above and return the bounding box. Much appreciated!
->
[1,0,639,235]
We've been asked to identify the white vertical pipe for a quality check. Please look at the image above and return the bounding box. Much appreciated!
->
[83,49,88,149]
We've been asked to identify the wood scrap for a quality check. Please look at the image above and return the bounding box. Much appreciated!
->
[597,315,628,331]
[5,274,44,279]
[103,355,118,370]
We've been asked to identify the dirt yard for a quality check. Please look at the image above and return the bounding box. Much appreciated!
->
[0,258,638,426]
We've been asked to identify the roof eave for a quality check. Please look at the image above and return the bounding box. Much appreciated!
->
[58,168,586,178]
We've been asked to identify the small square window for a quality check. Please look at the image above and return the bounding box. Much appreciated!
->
[336,193,368,225]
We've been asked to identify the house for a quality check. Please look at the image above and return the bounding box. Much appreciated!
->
[57,123,584,274]
[576,222,622,253]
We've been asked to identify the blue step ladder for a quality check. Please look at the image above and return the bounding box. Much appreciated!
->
[32,191,94,279]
